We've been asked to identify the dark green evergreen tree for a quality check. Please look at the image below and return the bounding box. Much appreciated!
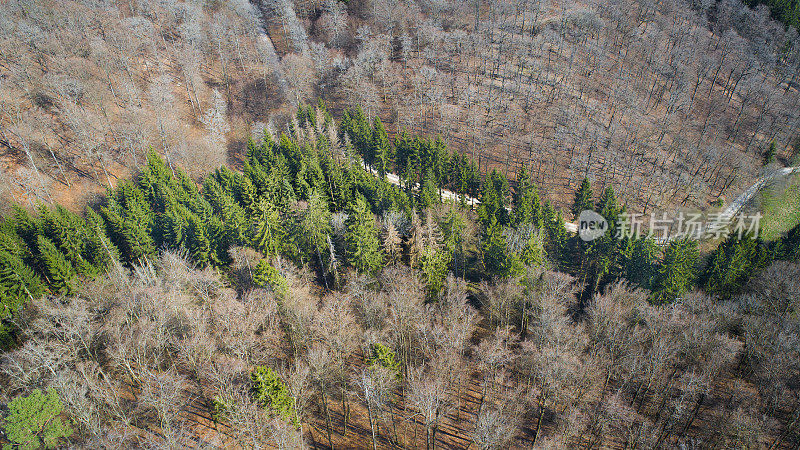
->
[763,140,777,165]
[83,207,120,272]
[371,117,390,178]
[583,186,624,295]
[252,199,287,258]
[703,234,773,298]
[235,174,259,214]
[345,196,384,274]
[542,201,567,259]
[204,177,248,249]
[39,206,96,276]
[441,208,468,278]
[620,237,659,290]
[482,217,523,278]
[478,170,510,227]
[299,190,333,277]
[394,130,418,188]
[101,181,155,264]
[651,239,699,304]
[12,205,40,251]
[185,212,212,266]
[512,168,543,227]
[418,168,439,211]
[36,235,76,295]
[571,177,594,220]
[0,250,43,317]
[421,245,452,300]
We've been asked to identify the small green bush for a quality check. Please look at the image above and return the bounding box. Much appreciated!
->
[211,397,229,423]
[368,343,401,378]
[252,260,288,299]
[2,388,73,450]
[250,366,296,424]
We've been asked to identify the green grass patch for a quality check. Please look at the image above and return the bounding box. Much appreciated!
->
[758,174,800,241]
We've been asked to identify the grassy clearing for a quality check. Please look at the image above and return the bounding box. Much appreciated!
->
[757,173,800,241]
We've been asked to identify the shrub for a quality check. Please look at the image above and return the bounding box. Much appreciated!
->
[1,388,73,450]
[250,366,297,424]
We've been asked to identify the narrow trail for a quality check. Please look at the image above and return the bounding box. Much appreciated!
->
[372,165,800,237]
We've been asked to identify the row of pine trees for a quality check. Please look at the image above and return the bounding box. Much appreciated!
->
[2,103,799,347]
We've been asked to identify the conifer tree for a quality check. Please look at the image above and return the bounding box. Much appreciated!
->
[650,239,699,304]
[703,234,773,298]
[345,196,384,274]
[441,208,468,277]
[36,235,76,295]
[185,212,211,266]
[763,140,777,165]
[394,130,418,187]
[12,205,40,251]
[519,228,546,268]
[266,157,298,210]
[583,186,623,294]
[300,190,333,276]
[371,117,390,178]
[83,207,120,272]
[512,170,543,227]
[39,206,96,276]
[253,259,289,299]
[429,137,449,193]
[38,206,81,265]
[252,199,286,258]
[0,250,43,318]
[621,237,659,290]
[155,201,187,250]
[212,166,238,194]
[421,245,452,300]
[418,168,439,211]
[344,107,372,164]
[244,159,270,198]
[478,170,510,227]
[482,217,522,278]
[596,186,620,223]
[0,222,26,258]
[101,181,155,264]
[572,178,594,220]
[204,177,248,248]
[542,202,567,258]
[235,174,259,214]
[339,109,353,144]
[448,151,467,200]
[251,366,297,424]
[138,150,176,213]
[781,222,800,261]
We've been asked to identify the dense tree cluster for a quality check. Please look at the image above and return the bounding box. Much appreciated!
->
[1,105,799,448]
[4,0,800,219]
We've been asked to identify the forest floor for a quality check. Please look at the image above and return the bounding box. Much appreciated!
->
[166,324,772,450]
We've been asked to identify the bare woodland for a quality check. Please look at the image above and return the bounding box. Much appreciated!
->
[1,0,800,213]
[1,245,798,448]
[1,0,800,449]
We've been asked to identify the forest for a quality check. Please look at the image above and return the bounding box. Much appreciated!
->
[1,0,800,448]
[0,104,798,448]
[2,0,800,214]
